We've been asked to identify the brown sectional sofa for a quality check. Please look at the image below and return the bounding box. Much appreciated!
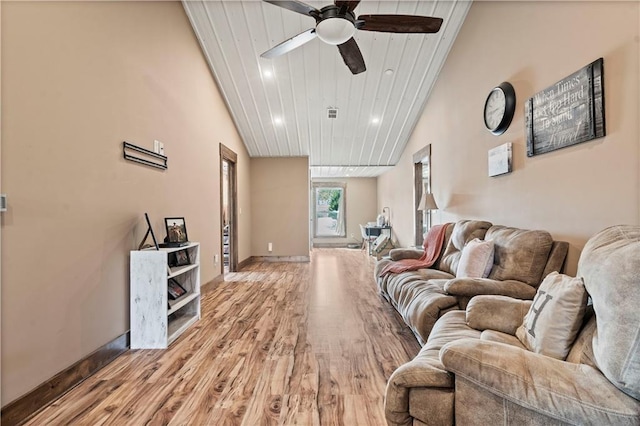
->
[374,220,569,345]
[385,225,640,425]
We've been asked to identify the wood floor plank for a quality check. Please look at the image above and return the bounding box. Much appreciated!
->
[24,249,420,425]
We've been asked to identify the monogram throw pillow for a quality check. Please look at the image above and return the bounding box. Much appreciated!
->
[516,272,588,360]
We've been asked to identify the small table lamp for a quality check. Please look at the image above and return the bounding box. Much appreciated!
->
[417,192,438,211]
[382,206,390,226]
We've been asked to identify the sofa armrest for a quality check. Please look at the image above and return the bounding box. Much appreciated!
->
[389,248,423,261]
[440,339,640,425]
[385,357,453,426]
[465,295,532,335]
[444,277,537,300]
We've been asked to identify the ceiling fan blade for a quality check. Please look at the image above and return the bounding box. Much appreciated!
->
[262,0,319,17]
[335,0,360,14]
[261,28,317,59]
[357,15,443,33]
[337,38,366,75]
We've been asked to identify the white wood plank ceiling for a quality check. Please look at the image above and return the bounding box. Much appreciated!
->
[183,0,472,177]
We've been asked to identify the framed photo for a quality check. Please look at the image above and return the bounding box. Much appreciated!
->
[168,278,187,300]
[488,142,513,177]
[371,234,389,252]
[138,213,160,250]
[169,249,190,267]
[164,217,189,243]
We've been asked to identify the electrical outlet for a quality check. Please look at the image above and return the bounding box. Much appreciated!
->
[268,242,273,252]
[214,254,219,263]
[351,233,355,239]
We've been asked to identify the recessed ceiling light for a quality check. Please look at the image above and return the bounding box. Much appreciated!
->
[371,117,380,124]
[273,117,283,125]
[263,69,273,79]
[384,69,394,75]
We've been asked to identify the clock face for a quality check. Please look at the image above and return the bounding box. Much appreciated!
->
[484,88,506,131]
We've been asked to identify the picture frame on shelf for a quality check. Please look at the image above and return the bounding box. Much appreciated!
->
[168,278,187,300]
[138,213,160,250]
[164,217,189,243]
[169,249,190,268]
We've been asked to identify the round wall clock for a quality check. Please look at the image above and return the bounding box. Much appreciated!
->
[483,82,516,135]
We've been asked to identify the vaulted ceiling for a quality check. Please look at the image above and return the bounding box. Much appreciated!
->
[183,0,472,177]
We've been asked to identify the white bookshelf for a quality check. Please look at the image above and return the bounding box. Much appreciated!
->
[130,242,200,349]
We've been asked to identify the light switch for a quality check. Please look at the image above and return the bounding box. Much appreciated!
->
[154,140,165,155]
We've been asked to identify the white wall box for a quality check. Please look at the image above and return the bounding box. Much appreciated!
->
[130,242,200,349]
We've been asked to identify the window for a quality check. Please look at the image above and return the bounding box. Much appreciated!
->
[313,183,346,237]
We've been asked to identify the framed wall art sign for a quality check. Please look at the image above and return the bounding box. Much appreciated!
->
[525,58,605,157]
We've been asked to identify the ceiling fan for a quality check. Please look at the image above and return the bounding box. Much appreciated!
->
[261,0,443,75]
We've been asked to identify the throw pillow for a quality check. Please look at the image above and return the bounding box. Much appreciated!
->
[516,272,588,360]
[456,238,494,278]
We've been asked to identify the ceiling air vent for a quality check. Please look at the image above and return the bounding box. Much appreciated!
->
[327,108,338,119]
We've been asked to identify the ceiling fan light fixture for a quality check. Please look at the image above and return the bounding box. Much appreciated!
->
[316,18,356,45]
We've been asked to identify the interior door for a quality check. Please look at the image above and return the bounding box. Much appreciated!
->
[220,144,237,274]
[414,144,432,246]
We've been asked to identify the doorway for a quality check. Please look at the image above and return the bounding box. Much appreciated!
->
[413,144,432,246]
[312,183,347,238]
[220,144,238,274]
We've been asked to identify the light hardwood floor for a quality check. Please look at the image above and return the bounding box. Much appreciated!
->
[26,249,420,425]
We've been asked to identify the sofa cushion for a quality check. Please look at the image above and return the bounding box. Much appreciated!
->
[466,295,532,335]
[542,240,570,278]
[437,220,492,275]
[441,339,640,425]
[388,248,423,261]
[565,311,598,369]
[577,225,640,400]
[515,272,588,360]
[456,238,494,278]
[392,279,459,345]
[486,225,554,286]
[481,330,527,349]
[385,311,476,426]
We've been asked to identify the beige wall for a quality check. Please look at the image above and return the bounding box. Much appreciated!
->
[250,157,309,257]
[378,1,640,275]
[1,1,250,405]
[312,177,378,246]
